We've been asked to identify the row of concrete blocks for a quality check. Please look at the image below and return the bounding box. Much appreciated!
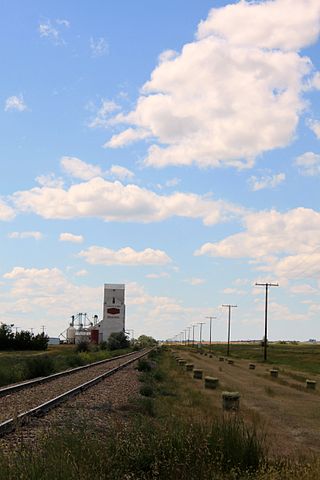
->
[189,352,317,390]
[175,357,240,411]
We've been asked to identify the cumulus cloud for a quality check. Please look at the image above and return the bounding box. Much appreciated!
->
[90,37,109,57]
[59,232,84,243]
[145,272,170,279]
[12,177,244,225]
[185,277,205,286]
[308,120,320,138]
[108,165,134,179]
[248,173,286,191]
[295,152,320,176]
[88,99,120,129]
[61,156,102,180]
[290,284,318,295]
[78,245,171,266]
[0,200,15,221]
[197,0,320,50]
[195,207,320,279]
[8,231,43,240]
[4,95,27,112]
[103,0,319,169]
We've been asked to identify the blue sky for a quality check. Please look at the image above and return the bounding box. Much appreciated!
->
[1,0,320,341]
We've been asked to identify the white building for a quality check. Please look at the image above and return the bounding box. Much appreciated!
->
[95,284,126,343]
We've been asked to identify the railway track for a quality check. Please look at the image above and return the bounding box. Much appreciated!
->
[0,348,150,438]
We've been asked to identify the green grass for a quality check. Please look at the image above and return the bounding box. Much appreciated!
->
[0,345,134,387]
[1,348,320,479]
[176,343,320,375]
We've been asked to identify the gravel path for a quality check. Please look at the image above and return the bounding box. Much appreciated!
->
[0,361,141,451]
[0,351,144,423]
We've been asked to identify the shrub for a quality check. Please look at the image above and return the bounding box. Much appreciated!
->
[75,340,90,353]
[137,358,152,372]
[24,355,55,379]
[99,341,108,350]
[140,384,154,397]
[106,331,130,351]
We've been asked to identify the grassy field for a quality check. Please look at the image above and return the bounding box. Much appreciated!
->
[174,342,320,375]
[1,348,319,479]
[0,344,133,387]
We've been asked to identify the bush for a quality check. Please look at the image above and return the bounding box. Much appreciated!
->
[107,331,130,350]
[137,358,152,372]
[75,340,90,353]
[99,341,108,350]
[140,384,154,397]
[24,355,55,379]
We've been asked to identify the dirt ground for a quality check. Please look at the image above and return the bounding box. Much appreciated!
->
[175,350,320,458]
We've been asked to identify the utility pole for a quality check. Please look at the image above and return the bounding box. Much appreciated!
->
[187,326,191,346]
[206,316,216,351]
[198,322,205,348]
[222,305,237,356]
[192,324,196,347]
[255,282,279,361]
[41,325,46,334]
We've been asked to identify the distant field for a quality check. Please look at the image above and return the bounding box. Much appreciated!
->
[176,342,320,375]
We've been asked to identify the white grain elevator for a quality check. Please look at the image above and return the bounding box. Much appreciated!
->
[97,284,125,342]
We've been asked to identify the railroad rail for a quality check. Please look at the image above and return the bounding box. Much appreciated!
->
[0,348,150,438]
[0,349,140,398]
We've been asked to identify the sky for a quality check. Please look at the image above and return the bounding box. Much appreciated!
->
[0,0,320,342]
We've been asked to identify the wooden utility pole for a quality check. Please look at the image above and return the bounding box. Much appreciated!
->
[206,316,216,351]
[255,282,279,361]
[198,322,205,348]
[222,305,237,356]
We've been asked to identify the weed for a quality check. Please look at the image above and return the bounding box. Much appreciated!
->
[140,384,154,397]
[137,358,152,372]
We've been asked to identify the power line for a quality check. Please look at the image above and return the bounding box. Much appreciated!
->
[221,304,237,356]
[255,282,279,361]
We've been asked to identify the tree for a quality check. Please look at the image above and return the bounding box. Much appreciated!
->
[0,324,14,350]
[107,331,130,351]
[137,335,158,348]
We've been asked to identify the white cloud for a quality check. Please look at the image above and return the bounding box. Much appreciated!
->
[105,128,150,148]
[195,207,320,279]
[197,0,320,50]
[38,19,69,45]
[61,156,102,180]
[79,245,171,266]
[90,37,109,57]
[0,200,15,221]
[146,272,170,279]
[88,99,120,129]
[8,231,43,240]
[295,152,320,176]
[36,174,64,188]
[222,287,246,295]
[75,269,88,277]
[4,95,27,112]
[108,165,134,179]
[308,120,320,139]
[290,284,318,295]
[248,173,285,191]
[185,277,205,286]
[104,0,319,169]
[12,177,244,225]
[59,232,84,243]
